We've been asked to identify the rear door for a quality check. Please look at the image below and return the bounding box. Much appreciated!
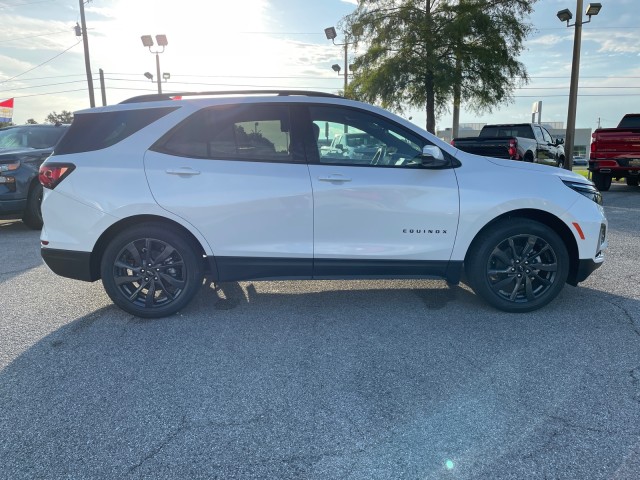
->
[145,103,313,280]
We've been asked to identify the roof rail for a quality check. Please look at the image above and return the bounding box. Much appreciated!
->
[120,90,343,104]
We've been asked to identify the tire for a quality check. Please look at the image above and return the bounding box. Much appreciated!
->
[21,182,44,229]
[592,171,612,191]
[524,152,534,163]
[465,219,569,313]
[100,224,204,318]
[626,176,639,186]
[556,156,565,168]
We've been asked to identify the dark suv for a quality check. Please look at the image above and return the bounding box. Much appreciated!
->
[0,124,68,228]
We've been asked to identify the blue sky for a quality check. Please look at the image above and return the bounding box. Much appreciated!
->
[0,0,637,131]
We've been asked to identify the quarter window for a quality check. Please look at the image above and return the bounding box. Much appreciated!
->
[55,107,177,154]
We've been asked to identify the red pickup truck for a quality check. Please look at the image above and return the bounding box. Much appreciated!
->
[589,114,640,191]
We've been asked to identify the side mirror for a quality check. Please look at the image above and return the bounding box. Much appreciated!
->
[335,144,344,151]
[420,145,450,168]
[557,138,564,145]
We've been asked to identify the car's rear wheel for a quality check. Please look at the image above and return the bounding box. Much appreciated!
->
[626,176,639,186]
[22,182,43,229]
[465,219,569,312]
[592,172,612,191]
[101,224,204,318]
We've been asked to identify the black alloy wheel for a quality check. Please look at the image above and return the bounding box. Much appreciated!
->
[101,224,204,318]
[466,219,569,312]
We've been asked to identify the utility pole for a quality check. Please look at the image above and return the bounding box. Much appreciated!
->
[78,0,95,107]
[99,68,106,106]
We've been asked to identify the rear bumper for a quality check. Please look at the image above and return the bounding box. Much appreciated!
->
[41,247,97,282]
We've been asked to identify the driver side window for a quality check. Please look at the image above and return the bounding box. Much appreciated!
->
[310,106,425,167]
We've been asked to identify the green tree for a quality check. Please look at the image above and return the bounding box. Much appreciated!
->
[44,110,74,124]
[26,118,38,124]
[343,0,536,134]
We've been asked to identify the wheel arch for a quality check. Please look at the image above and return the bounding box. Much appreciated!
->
[88,214,213,281]
[464,209,580,285]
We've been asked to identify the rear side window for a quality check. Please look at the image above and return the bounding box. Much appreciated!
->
[55,107,178,154]
[153,104,297,163]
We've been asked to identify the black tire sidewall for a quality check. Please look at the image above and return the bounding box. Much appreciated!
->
[22,182,43,229]
[100,224,204,318]
[466,219,569,313]
[592,172,612,191]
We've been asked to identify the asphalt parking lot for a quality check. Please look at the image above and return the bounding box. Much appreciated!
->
[1,184,639,480]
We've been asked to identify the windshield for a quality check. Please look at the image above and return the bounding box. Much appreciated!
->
[0,127,66,149]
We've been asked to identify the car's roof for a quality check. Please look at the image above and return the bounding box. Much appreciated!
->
[119,90,342,105]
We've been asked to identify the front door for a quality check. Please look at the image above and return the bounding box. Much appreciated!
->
[306,105,460,278]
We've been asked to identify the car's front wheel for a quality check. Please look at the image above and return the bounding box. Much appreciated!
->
[465,219,569,312]
[101,224,204,318]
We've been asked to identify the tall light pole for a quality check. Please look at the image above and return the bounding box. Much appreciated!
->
[78,0,95,107]
[557,2,602,171]
[141,34,168,94]
[324,26,360,97]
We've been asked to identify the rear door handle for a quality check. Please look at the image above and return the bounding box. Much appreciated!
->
[165,167,201,176]
[318,174,351,183]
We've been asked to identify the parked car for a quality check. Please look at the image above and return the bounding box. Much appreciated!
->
[451,123,566,167]
[39,91,607,318]
[573,155,587,167]
[319,132,384,163]
[0,124,69,228]
[589,113,640,190]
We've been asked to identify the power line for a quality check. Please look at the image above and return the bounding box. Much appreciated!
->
[0,0,59,9]
[0,40,81,84]
[0,29,72,44]
[0,79,87,93]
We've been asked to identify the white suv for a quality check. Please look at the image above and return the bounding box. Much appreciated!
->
[39,91,607,318]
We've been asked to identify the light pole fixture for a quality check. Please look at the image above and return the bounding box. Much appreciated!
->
[144,72,153,81]
[324,25,360,96]
[141,34,168,94]
[557,1,602,170]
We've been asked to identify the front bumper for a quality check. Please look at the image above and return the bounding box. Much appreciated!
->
[568,258,603,286]
[0,198,26,215]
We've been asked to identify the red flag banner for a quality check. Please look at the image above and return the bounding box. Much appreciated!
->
[0,98,14,122]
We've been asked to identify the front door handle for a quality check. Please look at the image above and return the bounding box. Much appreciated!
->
[165,167,201,176]
[318,174,351,183]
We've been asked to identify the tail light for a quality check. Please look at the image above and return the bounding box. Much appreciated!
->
[508,138,518,158]
[450,139,455,147]
[39,163,75,190]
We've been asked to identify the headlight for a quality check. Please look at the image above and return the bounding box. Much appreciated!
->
[562,180,603,205]
[0,160,20,173]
